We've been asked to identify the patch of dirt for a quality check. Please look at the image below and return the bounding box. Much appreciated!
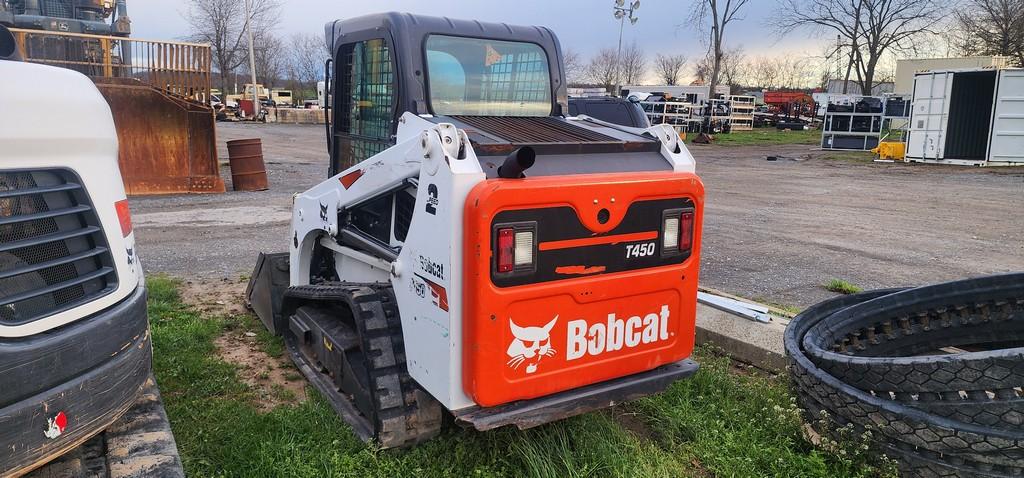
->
[179,277,249,315]
[213,332,307,411]
[178,278,307,411]
[608,408,661,443]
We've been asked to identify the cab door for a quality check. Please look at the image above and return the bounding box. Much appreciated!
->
[331,38,397,175]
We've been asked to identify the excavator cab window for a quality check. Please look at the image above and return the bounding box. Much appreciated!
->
[333,38,395,173]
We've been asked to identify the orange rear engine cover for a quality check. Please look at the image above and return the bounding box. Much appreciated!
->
[463,172,705,407]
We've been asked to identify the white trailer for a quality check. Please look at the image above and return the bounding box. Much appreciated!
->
[906,68,1024,166]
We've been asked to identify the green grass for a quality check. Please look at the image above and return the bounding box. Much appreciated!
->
[691,127,820,146]
[149,276,893,478]
[824,279,864,295]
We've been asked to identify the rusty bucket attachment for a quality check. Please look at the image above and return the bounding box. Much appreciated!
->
[227,139,270,191]
[244,252,290,334]
[10,28,226,196]
[94,78,226,195]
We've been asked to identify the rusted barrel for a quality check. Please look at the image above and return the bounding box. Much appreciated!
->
[226,139,269,191]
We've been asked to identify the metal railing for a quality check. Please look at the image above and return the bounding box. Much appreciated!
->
[9,28,212,105]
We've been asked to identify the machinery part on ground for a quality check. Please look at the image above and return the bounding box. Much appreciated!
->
[282,284,443,448]
[26,377,185,478]
[697,291,771,323]
[226,138,270,191]
[786,275,1024,477]
[803,273,1024,431]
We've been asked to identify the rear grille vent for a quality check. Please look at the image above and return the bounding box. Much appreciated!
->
[450,116,619,144]
[0,170,118,326]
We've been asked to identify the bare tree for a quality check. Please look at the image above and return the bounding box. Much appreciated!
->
[747,55,781,89]
[619,42,647,85]
[951,0,1024,66]
[777,0,947,95]
[183,0,281,92]
[289,33,328,90]
[718,46,745,90]
[688,0,752,95]
[776,55,810,90]
[587,48,620,92]
[693,56,711,85]
[653,53,688,85]
[562,48,587,85]
[693,47,742,92]
[246,31,285,89]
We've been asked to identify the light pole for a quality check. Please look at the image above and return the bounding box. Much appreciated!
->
[613,0,639,96]
[244,0,260,119]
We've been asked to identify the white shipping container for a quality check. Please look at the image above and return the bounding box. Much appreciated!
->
[906,68,1024,166]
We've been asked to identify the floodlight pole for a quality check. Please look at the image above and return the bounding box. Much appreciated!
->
[612,1,639,96]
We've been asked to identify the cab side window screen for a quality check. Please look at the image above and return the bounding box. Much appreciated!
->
[334,38,395,172]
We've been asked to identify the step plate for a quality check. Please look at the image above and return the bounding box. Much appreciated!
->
[452,358,699,431]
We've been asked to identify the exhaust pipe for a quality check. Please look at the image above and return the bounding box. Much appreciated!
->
[0,25,20,62]
[497,146,536,179]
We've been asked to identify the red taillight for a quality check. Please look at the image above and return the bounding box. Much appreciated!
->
[496,226,536,273]
[115,199,132,237]
[497,228,514,272]
[678,211,694,251]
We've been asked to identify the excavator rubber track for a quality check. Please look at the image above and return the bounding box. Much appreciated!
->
[282,283,443,448]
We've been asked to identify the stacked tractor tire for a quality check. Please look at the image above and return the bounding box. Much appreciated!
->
[785,273,1024,477]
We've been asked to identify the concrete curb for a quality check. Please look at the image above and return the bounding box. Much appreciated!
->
[695,303,788,372]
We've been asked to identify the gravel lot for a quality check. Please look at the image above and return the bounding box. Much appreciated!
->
[132,122,1024,307]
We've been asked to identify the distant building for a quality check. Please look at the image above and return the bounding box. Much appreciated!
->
[825,79,894,96]
[894,56,1012,93]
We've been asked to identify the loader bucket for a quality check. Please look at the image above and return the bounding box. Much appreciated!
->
[94,78,226,195]
[245,252,290,335]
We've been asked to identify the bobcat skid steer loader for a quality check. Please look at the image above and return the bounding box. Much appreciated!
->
[246,12,705,448]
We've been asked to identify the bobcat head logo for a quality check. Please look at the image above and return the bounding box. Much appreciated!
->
[506,316,557,374]
[319,202,329,222]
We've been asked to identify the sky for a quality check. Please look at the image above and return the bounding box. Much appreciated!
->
[129,0,832,82]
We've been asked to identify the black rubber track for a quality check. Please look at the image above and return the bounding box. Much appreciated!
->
[785,287,1024,474]
[796,382,1022,478]
[803,274,1024,395]
[797,274,1024,432]
[284,283,444,448]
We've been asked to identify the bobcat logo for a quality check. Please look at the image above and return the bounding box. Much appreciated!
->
[44,411,68,439]
[506,317,557,374]
[319,202,329,222]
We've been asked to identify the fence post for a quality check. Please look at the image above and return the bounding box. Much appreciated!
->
[15,31,27,59]
[101,38,113,77]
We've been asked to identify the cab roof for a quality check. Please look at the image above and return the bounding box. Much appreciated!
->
[324,12,568,116]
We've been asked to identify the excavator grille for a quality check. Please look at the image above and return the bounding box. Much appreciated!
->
[0,169,118,325]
